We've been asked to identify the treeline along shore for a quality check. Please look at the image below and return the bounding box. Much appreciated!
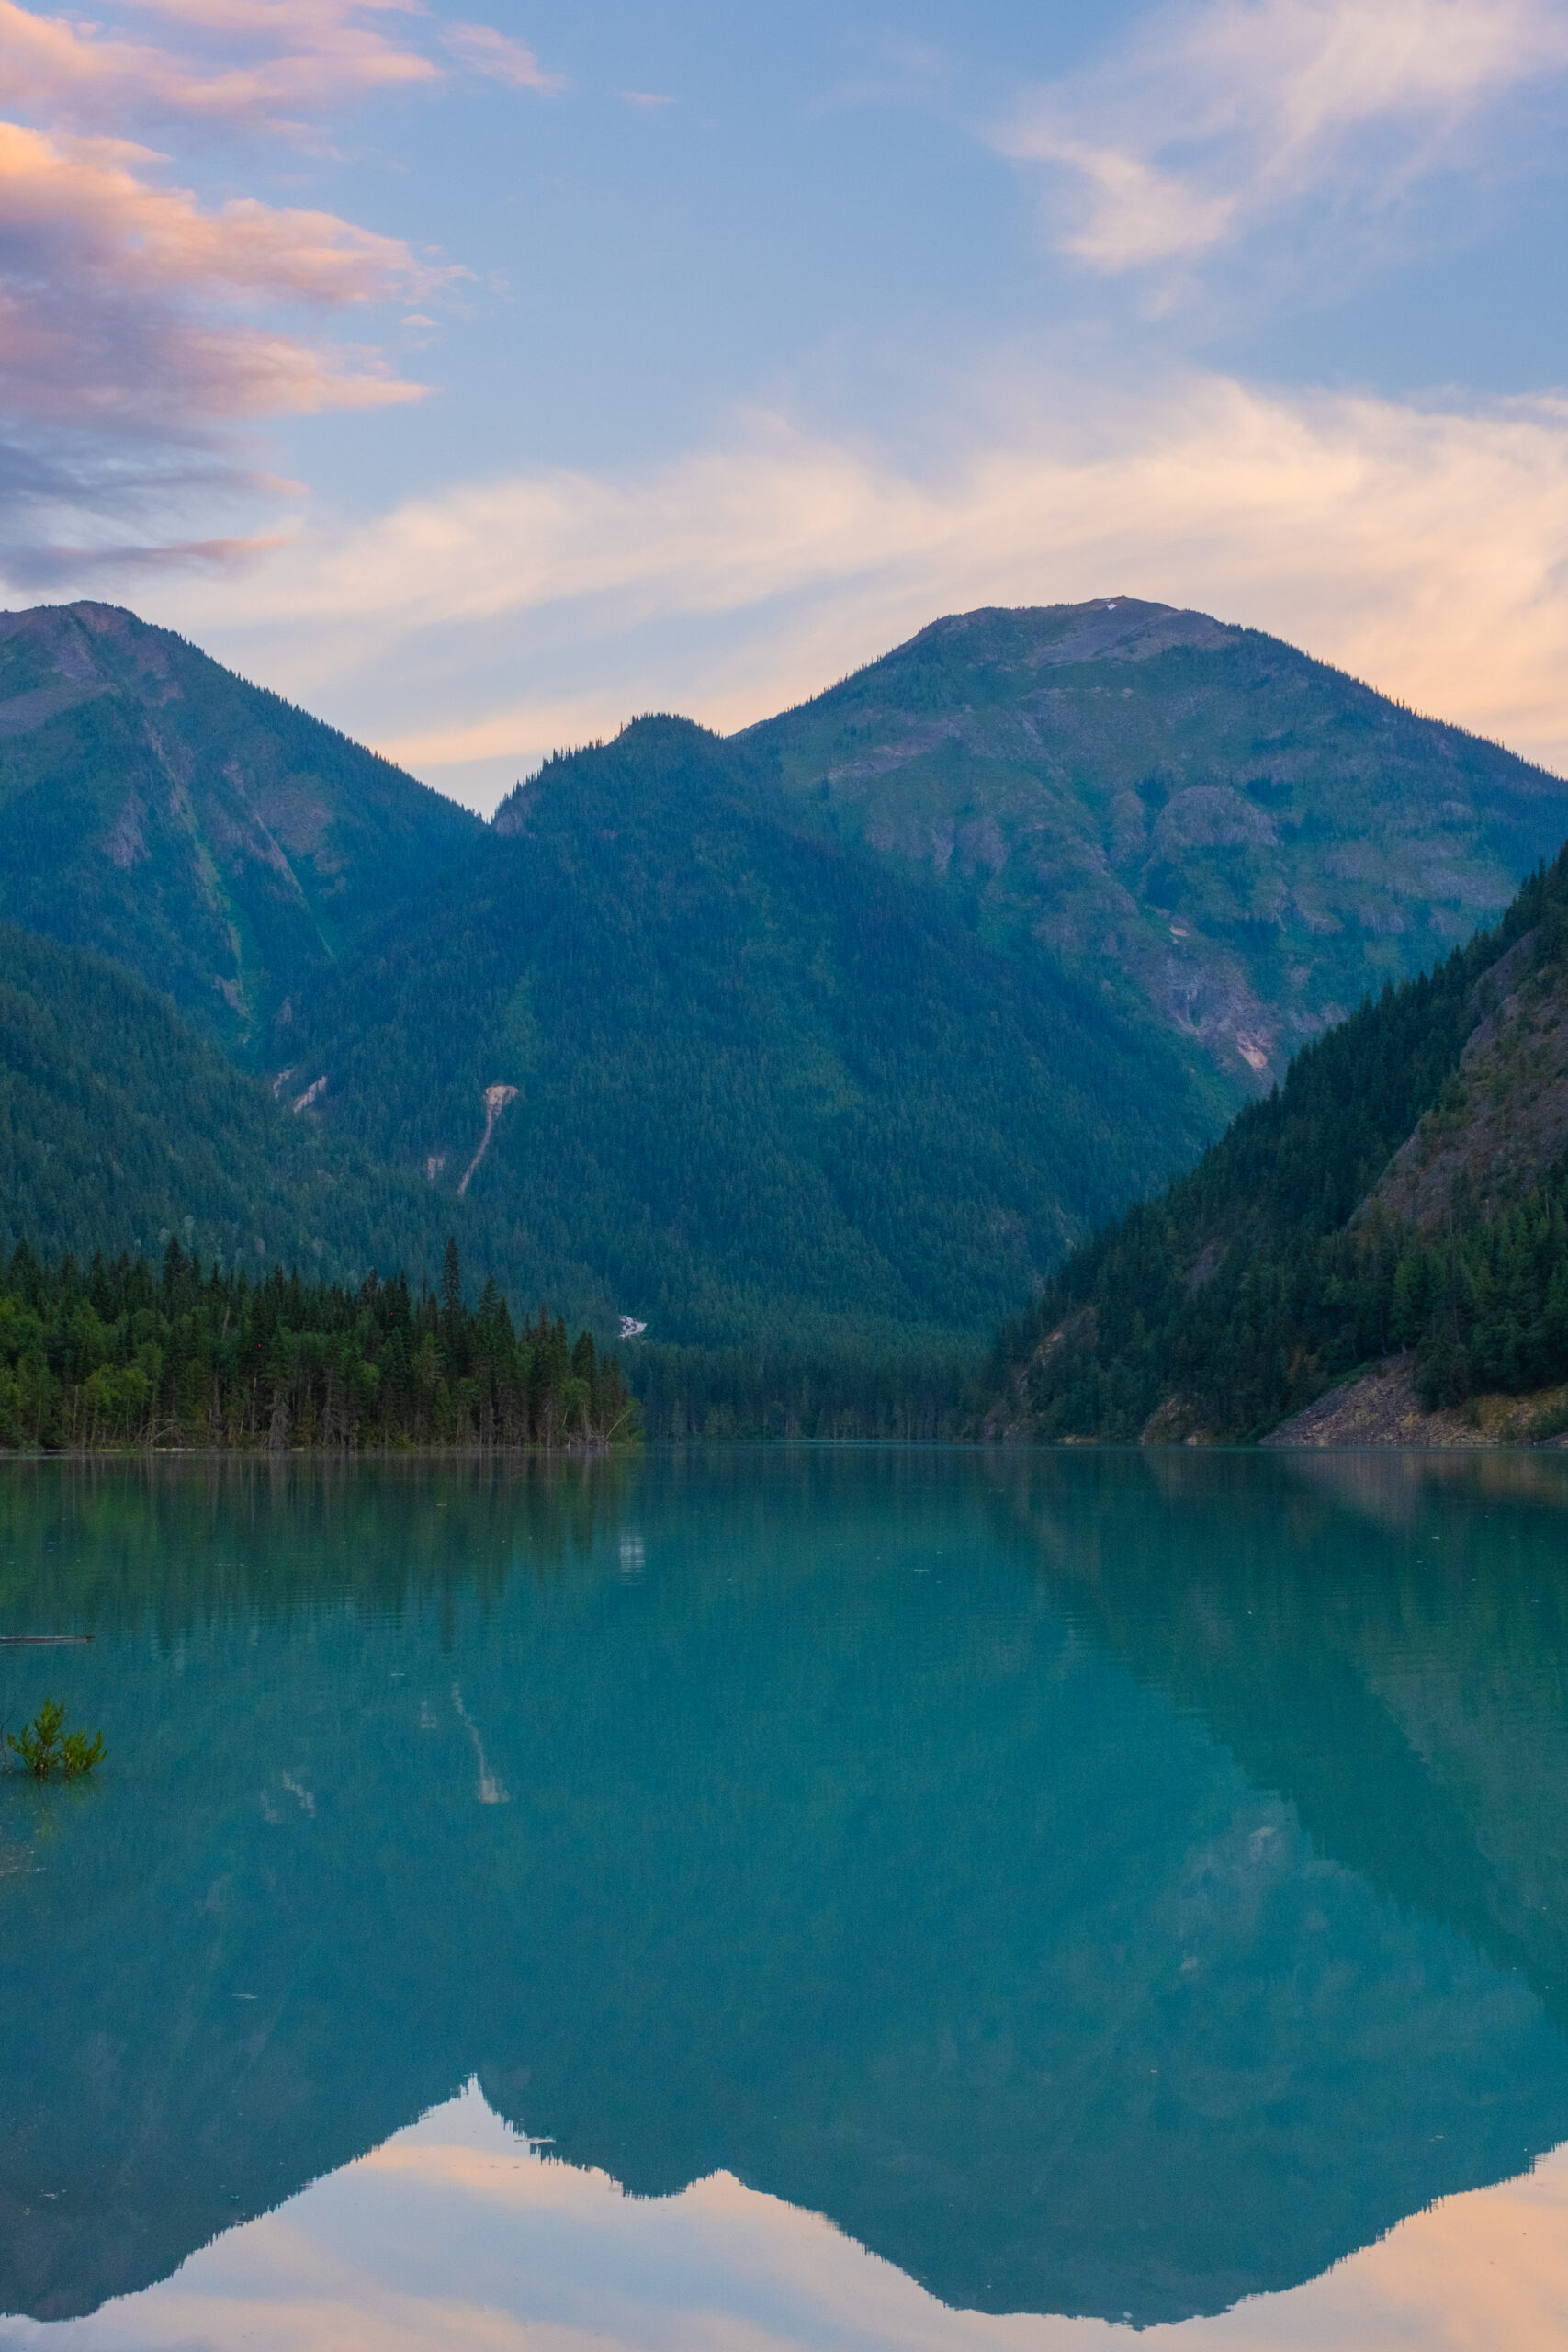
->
[0,1238,637,1453]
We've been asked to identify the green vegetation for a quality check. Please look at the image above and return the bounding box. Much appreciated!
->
[0,602,480,1050]
[630,1329,978,1439]
[7,1698,104,1779]
[0,918,366,1273]
[980,849,1568,1441]
[8,596,1568,1394]
[752,598,1568,1098]
[1396,1173,1568,1409]
[288,716,1222,1350]
[0,921,586,1318]
[0,1237,637,1451]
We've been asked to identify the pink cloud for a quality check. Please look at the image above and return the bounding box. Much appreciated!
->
[0,121,442,426]
[0,119,447,302]
[0,0,533,579]
[0,0,441,132]
[0,0,568,132]
[128,0,422,32]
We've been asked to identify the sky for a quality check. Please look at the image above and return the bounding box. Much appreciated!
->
[4,0,1568,812]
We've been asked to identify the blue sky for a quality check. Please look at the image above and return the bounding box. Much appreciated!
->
[5,0,1568,808]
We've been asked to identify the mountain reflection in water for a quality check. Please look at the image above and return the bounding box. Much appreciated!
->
[2,1451,1568,2339]
[6,2079,1568,2352]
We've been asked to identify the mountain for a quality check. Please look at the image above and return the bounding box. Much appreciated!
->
[749,599,1568,1092]
[0,922,350,1273]
[276,717,1224,1349]
[976,843,1568,1444]
[5,594,1568,1379]
[0,922,529,1302]
[0,602,482,1050]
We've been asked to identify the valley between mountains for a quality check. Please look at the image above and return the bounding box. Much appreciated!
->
[4,592,1568,1441]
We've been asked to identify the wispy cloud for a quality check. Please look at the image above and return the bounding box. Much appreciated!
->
[0,0,566,133]
[998,0,1568,280]
[0,0,442,134]
[809,33,951,117]
[6,527,289,583]
[442,20,562,94]
[127,365,1568,804]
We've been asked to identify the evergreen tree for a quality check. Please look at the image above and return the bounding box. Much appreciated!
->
[979,847,1568,1442]
[0,1247,639,1453]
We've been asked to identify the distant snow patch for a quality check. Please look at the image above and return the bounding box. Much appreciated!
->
[619,1316,648,1340]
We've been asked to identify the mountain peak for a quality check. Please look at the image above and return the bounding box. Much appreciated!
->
[0,597,166,663]
[900,597,1243,672]
[747,598,1568,1092]
[0,604,481,1049]
[491,714,728,832]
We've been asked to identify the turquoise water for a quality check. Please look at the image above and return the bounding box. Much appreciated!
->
[2,1448,1568,2345]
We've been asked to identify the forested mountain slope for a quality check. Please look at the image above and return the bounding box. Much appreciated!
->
[978,848,1568,1443]
[279,718,1225,1347]
[0,925,524,1301]
[749,599,1568,1094]
[0,603,481,1050]
[6,594,1568,1380]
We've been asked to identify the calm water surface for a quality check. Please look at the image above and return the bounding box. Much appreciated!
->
[2,1448,1568,2349]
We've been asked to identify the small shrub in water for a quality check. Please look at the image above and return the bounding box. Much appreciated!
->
[7,1699,105,1779]
[9,1696,64,1776]
[61,1725,107,1778]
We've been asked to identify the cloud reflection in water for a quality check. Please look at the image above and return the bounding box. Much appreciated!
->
[6,2081,1567,2352]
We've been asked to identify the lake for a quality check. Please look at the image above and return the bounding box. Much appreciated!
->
[2,1447,1568,2350]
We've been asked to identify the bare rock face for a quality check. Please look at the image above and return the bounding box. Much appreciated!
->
[1262,1356,1568,1449]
